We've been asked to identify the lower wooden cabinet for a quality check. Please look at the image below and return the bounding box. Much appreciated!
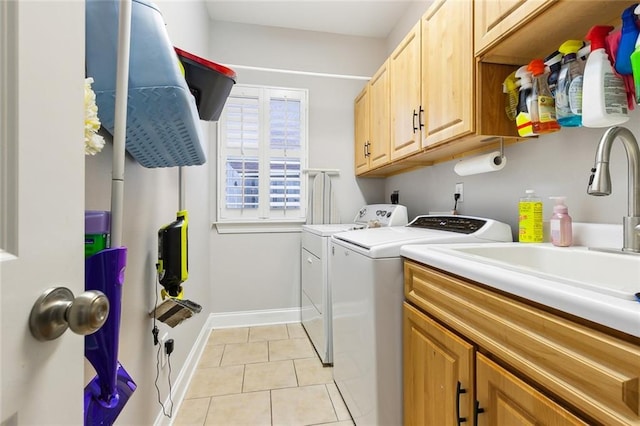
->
[403,260,640,426]
[403,302,587,426]
[476,353,586,426]
[403,302,474,425]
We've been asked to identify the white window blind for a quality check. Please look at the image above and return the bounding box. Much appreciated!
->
[217,85,308,226]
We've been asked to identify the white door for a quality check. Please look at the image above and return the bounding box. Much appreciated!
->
[1,2,86,424]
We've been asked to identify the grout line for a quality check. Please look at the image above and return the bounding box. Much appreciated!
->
[241,364,246,394]
[269,389,274,426]
[201,397,213,426]
[292,358,300,387]
[324,383,340,423]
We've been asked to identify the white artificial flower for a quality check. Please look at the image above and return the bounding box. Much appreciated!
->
[84,77,105,155]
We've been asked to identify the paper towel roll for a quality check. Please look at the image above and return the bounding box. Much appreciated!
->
[454,151,506,176]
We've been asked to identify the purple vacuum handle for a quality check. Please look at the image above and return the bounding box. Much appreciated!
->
[84,247,127,403]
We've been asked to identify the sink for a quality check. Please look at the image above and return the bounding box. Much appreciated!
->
[434,244,640,300]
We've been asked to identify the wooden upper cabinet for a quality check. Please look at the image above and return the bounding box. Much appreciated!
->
[390,21,423,161]
[404,302,475,426]
[475,1,636,65]
[474,0,556,57]
[368,60,391,170]
[421,0,474,148]
[354,86,370,175]
[477,354,587,426]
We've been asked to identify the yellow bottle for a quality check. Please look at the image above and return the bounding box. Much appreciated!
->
[519,189,543,243]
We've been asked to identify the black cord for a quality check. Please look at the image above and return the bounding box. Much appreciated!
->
[153,270,173,418]
[453,193,460,211]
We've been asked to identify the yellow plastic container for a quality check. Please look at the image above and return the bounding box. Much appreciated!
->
[519,189,543,243]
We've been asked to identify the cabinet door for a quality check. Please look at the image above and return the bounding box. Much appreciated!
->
[476,353,587,425]
[403,302,475,426]
[422,0,474,147]
[390,21,422,161]
[368,60,391,169]
[354,85,370,175]
[474,0,556,56]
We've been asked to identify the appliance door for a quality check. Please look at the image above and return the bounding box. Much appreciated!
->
[331,242,403,426]
[301,246,328,363]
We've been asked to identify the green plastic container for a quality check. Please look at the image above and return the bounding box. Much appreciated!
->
[85,211,110,257]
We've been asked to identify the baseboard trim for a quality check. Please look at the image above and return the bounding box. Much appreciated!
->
[155,307,301,425]
[207,307,301,329]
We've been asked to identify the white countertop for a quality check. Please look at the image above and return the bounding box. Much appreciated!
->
[400,223,640,338]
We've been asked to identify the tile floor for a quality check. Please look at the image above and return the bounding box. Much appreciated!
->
[172,323,354,426]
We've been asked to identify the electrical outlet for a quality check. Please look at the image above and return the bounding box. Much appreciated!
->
[455,183,464,202]
[160,332,169,368]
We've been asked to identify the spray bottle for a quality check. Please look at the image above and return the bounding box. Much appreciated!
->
[582,25,629,127]
[556,40,584,127]
[614,4,640,76]
[515,66,535,137]
[544,50,563,98]
[630,6,640,103]
[549,196,572,247]
[502,71,519,121]
[527,59,560,134]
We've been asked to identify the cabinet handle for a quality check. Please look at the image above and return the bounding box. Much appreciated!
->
[474,400,485,425]
[412,109,418,133]
[419,106,424,130]
[306,257,313,264]
[456,381,467,424]
[366,141,371,157]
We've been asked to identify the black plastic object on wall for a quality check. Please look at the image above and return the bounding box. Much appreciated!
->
[157,210,188,297]
[175,47,237,122]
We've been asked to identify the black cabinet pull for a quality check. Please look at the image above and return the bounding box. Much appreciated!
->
[412,109,418,133]
[456,381,467,424]
[419,106,424,130]
[474,400,486,425]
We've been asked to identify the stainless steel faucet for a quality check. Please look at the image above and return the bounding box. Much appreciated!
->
[587,126,640,252]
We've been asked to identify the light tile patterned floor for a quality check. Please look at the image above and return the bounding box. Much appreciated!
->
[173,323,354,426]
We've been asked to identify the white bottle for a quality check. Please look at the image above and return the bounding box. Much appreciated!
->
[549,196,572,247]
[582,25,629,128]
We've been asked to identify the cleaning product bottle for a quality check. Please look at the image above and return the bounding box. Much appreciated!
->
[502,71,519,121]
[582,25,629,127]
[515,66,535,137]
[631,6,640,104]
[544,50,563,97]
[556,40,584,127]
[549,196,572,247]
[527,59,560,134]
[577,43,591,73]
[519,189,543,243]
[614,4,640,76]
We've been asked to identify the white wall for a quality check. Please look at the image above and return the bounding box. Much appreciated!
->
[84,1,211,424]
[206,22,387,313]
[385,122,632,241]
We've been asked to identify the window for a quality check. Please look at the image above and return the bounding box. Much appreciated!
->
[216,85,308,231]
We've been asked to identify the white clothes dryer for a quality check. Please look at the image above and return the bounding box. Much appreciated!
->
[301,204,408,364]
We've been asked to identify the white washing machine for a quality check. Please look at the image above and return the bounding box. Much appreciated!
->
[301,204,408,365]
[330,215,513,425]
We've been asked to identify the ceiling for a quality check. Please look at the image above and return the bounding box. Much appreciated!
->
[204,1,418,38]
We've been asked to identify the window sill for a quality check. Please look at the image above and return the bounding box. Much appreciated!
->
[214,220,305,234]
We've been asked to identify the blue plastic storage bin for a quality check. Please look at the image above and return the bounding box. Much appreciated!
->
[86,0,206,168]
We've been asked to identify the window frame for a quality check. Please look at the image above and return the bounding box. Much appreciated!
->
[214,84,309,234]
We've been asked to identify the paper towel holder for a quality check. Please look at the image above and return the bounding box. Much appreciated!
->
[454,137,507,176]
[480,136,505,160]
